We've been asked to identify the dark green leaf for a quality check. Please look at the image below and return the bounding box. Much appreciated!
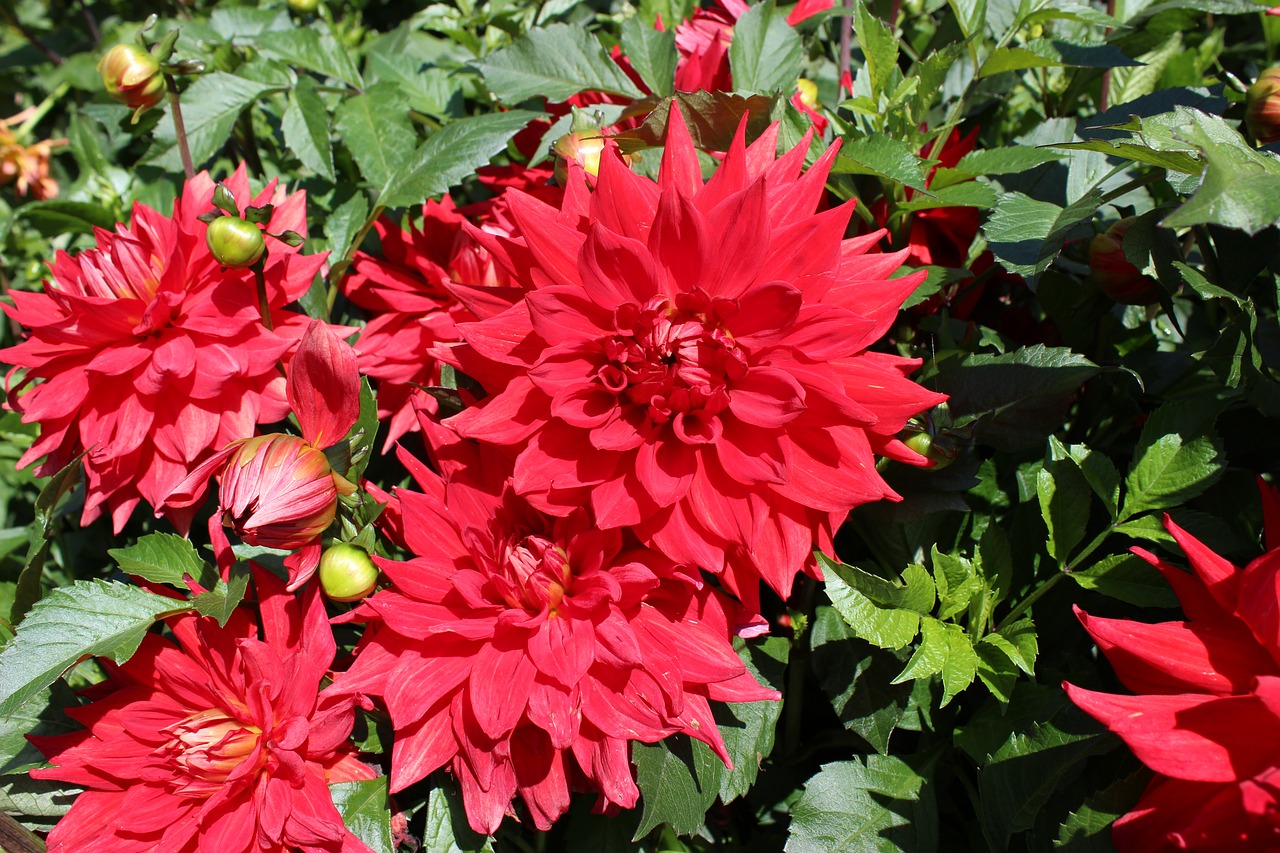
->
[0,580,191,717]
[984,189,1104,282]
[1070,553,1177,608]
[1057,770,1148,851]
[717,636,788,802]
[330,777,395,853]
[892,617,978,706]
[632,735,723,839]
[1161,110,1280,234]
[109,532,217,590]
[933,145,1066,187]
[1039,438,1094,564]
[148,73,282,171]
[283,77,335,181]
[620,17,677,98]
[831,134,932,193]
[810,607,912,753]
[16,201,117,237]
[257,26,364,88]
[852,0,898,99]
[729,1,804,95]
[477,24,644,104]
[335,84,418,200]
[191,571,251,627]
[1121,400,1224,519]
[422,781,495,853]
[786,757,936,853]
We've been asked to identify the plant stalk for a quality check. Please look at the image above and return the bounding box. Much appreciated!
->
[166,76,195,180]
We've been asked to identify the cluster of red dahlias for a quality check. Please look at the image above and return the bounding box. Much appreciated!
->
[4,105,945,846]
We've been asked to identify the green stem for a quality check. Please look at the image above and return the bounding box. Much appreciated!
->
[994,522,1118,633]
[782,576,817,758]
[253,261,274,331]
[14,83,69,138]
[166,76,195,180]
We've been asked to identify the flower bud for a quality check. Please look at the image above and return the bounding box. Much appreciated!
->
[795,78,820,112]
[900,428,957,470]
[1088,218,1160,306]
[1247,67,1280,145]
[289,0,320,10]
[99,44,166,119]
[206,216,266,268]
[217,435,346,552]
[553,132,608,185]
[319,544,379,601]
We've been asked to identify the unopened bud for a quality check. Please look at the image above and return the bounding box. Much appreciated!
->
[795,78,820,112]
[206,215,266,268]
[99,44,166,121]
[1088,218,1160,306]
[319,544,379,601]
[1248,68,1280,145]
[553,132,609,185]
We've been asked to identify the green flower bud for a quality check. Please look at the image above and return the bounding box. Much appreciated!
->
[99,44,167,119]
[206,216,266,268]
[319,544,379,602]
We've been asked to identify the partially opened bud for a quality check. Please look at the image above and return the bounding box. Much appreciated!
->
[795,78,820,112]
[206,215,266,268]
[553,132,609,185]
[1088,218,1160,306]
[99,43,166,120]
[319,544,379,601]
[217,434,353,552]
[1248,67,1280,145]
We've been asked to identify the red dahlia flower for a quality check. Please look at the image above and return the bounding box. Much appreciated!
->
[30,569,376,853]
[167,320,362,588]
[1,165,326,532]
[331,419,776,835]
[1065,482,1280,851]
[343,198,516,449]
[441,109,946,608]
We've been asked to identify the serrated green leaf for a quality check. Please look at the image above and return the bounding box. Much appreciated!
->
[191,571,251,627]
[852,0,897,99]
[632,735,723,839]
[1039,441,1093,564]
[380,110,541,208]
[1160,110,1280,234]
[729,1,804,95]
[1049,137,1203,175]
[256,25,363,88]
[478,24,643,104]
[331,778,395,853]
[896,180,998,212]
[785,757,935,853]
[1121,400,1224,518]
[933,145,1065,187]
[283,77,335,181]
[831,134,932,193]
[1070,553,1177,607]
[0,683,76,775]
[13,451,84,626]
[1112,513,1177,545]
[979,39,1138,78]
[620,16,676,98]
[810,607,911,753]
[819,555,937,614]
[715,636,787,802]
[0,580,191,717]
[109,532,217,589]
[893,617,977,706]
[984,189,1103,282]
[335,84,418,200]
[932,547,979,621]
[974,641,1018,703]
[148,73,282,171]
[1055,440,1122,521]
[1057,770,1147,851]
[0,774,79,820]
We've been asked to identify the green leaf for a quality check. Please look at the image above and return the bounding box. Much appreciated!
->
[717,636,789,802]
[632,735,723,839]
[1070,553,1177,608]
[477,24,644,104]
[256,25,363,88]
[974,640,1019,703]
[819,555,937,614]
[852,0,898,100]
[895,180,998,212]
[1057,770,1147,851]
[978,714,1113,849]
[620,16,676,98]
[283,77,335,181]
[1160,110,1280,234]
[934,345,1101,452]
[325,193,371,278]
[1121,399,1224,519]
[786,757,936,853]
[1112,513,1177,546]
[191,571,251,627]
[0,683,76,775]
[809,607,912,753]
[984,189,1104,282]
[422,781,495,853]
[381,110,542,208]
[15,201,117,236]
[729,1,804,95]
[1048,138,1203,175]
[335,84,418,200]
[148,73,281,171]
[330,778,395,853]
[932,145,1065,187]
[0,774,78,821]
[1039,438,1093,564]
[893,617,978,706]
[824,571,924,652]
[341,378,380,483]
[108,532,217,589]
[831,134,932,193]
[1057,441,1122,521]
[931,547,980,621]
[0,580,190,717]
[12,451,84,626]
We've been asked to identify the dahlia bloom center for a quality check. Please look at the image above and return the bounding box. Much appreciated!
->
[608,292,742,436]
[159,708,265,797]
[499,533,572,614]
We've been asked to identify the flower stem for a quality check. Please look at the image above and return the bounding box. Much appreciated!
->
[253,260,274,331]
[166,75,195,180]
[0,811,47,852]
[994,522,1118,633]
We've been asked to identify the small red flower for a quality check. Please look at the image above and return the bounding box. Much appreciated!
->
[1,166,326,533]
[440,109,945,609]
[30,569,376,853]
[342,198,516,450]
[1065,481,1280,851]
[166,320,361,588]
[330,418,776,835]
